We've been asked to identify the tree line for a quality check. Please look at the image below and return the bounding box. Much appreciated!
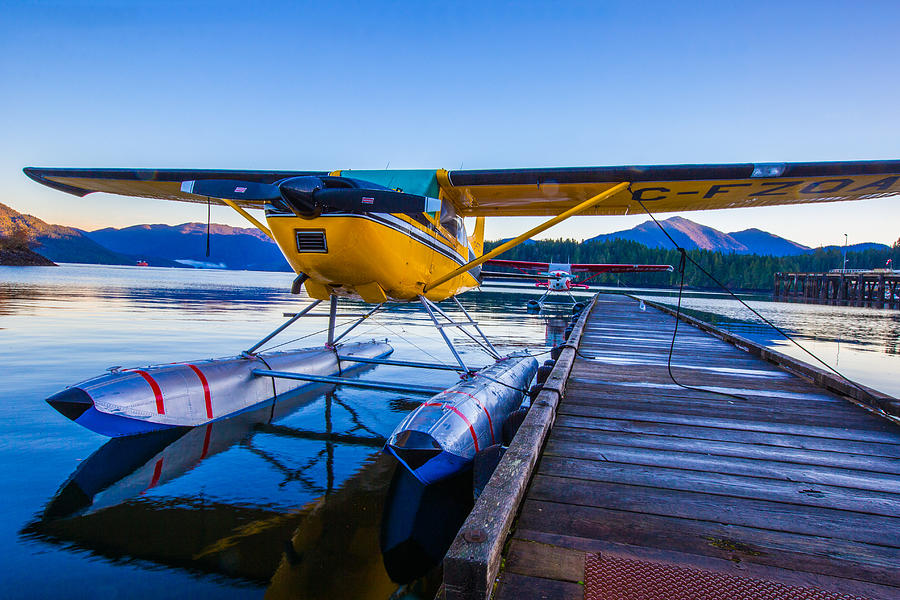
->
[483,238,900,291]
[0,227,33,252]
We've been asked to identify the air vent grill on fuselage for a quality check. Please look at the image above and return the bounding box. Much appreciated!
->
[296,230,327,253]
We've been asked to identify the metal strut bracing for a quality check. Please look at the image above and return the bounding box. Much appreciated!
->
[249,293,494,392]
[534,288,551,309]
[245,299,323,355]
[451,296,500,357]
[331,301,385,345]
[244,296,385,355]
[418,295,501,374]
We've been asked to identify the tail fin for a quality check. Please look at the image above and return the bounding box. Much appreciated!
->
[468,217,485,256]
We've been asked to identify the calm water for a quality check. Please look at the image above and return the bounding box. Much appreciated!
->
[0,265,567,600]
[1,265,897,599]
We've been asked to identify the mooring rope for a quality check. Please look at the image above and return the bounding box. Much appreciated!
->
[632,190,870,399]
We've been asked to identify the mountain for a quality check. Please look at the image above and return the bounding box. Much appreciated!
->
[0,202,178,266]
[587,217,816,256]
[588,216,749,252]
[729,228,811,256]
[85,223,291,271]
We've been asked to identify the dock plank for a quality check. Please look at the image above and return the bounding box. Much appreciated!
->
[527,475,900,545]
[536,454,900,516]
[547,427,900,474]
[553,414,900,456]
[516,500,900,581]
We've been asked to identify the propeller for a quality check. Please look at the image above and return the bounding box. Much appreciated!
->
[181,176,441,218]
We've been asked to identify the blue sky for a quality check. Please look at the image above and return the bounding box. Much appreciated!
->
[3,0,899,247]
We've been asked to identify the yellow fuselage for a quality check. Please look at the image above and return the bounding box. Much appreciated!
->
[266,211,480,302]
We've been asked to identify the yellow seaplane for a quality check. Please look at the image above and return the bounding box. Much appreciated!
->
[24,162,900,304]
[23,161,900,479]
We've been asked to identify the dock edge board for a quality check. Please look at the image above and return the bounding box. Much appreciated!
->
[441,293,598,600]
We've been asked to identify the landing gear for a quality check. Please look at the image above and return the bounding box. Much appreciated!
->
[525,289,583,313]
[418,295,501,373]
[243,295,385,357]
[245,293,504,383]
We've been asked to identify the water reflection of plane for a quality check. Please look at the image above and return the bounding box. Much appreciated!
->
[38,384,385,521]
[544,316,570,347]
[380,466,473,584]
[22,380,447,599]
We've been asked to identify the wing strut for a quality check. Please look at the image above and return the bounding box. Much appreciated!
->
[219,198,274,240]
[423,181,630,292]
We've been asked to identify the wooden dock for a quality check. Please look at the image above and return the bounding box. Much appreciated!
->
[774,271,900,309]
[443,293,900,600]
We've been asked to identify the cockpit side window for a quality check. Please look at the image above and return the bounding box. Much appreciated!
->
[440,201,467,245]
[440,201,457,235]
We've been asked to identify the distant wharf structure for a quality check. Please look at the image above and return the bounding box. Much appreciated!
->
[441,293,900,600]
[774,270,900,309]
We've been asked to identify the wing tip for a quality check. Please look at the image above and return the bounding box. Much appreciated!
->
[23,167,92,197]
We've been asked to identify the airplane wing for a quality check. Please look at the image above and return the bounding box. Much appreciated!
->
[25,159,900,217]
[483,259,550,271]
[440,160,900,217]
[570,264,674,273]
[23,167,328,209]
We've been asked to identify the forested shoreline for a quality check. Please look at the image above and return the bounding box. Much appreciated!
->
[483,238,900,291]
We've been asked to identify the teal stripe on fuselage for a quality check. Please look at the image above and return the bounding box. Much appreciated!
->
[340,169,440,198]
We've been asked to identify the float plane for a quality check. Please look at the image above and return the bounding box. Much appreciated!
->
[24,161,900,479]
[483,259,674,310]
[25,161,900,305]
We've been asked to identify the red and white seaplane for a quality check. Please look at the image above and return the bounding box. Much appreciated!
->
[483,259,673,310]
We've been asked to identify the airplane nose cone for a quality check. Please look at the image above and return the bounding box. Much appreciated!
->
[47,387,93,421]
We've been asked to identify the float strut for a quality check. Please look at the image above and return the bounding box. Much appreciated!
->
[326,295,338,347]
[451,296,500,358]
[245,299,323,355]
[419,296,469,373]
[332,302,384,345]
[336,355,479,372]
[537,289,551,309]
[252,369,443,395]
[422,297,500,360]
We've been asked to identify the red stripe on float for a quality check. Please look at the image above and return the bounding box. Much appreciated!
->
[421,401,479,452]
[186,364,213,419]
[127,369,165,415]
[141,457,164,494]
[442,390,495,444]
[200,423,212,459]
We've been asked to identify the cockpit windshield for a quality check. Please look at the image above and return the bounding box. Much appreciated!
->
[440,201,468,246]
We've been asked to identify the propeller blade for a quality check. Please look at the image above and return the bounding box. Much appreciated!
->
[181,179,281,201]
[182,175,442,216]
[316,188,441,215]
